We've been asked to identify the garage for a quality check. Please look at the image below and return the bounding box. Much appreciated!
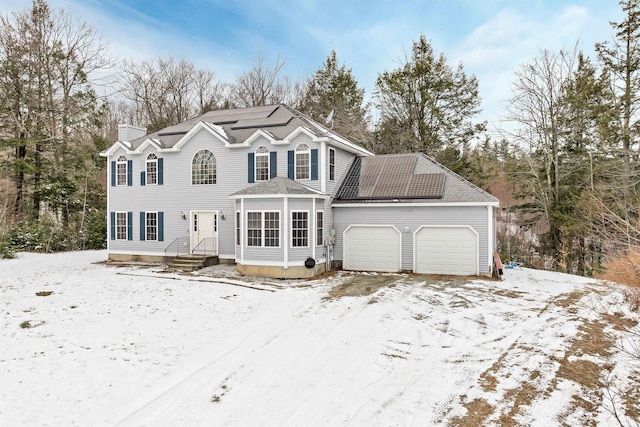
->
[343,225,401,272]
[414,226,478,275]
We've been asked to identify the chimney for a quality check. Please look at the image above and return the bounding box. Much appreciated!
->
[118,124,147,142]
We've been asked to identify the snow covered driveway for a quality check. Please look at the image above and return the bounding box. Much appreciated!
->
[1,251,638,426]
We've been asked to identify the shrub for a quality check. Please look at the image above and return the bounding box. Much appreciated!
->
[598,248,640,288]
[0,240,15,259]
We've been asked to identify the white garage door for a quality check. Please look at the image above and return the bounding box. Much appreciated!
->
[415,226,478,275]
[344,225,401,272]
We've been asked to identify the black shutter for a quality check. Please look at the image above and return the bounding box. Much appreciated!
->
[140,212,146,241]
[248,153,255,183]
[311,149,318,180]
[110,212,115,240]
[127,160,133,186]
[270,151,277,179]
[288,150,294,179]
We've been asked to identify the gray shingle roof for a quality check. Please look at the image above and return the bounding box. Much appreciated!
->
[230,176,323,197]
[334,153,498,204]
[119,104,372,158]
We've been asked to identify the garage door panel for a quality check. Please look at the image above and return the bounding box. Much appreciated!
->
[415,227,477,275]
[344,226,401,272]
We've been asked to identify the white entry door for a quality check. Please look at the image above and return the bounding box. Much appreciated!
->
[190,211,218,255]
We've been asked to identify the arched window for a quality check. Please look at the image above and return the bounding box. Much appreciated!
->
[116,155,128,186]
[255,145,270,181]
[192,150,216,185]
[295,143,310,180]
[146,153,158,185]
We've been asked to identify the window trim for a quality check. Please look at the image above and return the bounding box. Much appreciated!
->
[146,153,158,185]
[329,148,336,181]
[295,143,310,181]
[291,210,309,248]
[145,211,158,241]
[316,211,324,246]
[255,146,270,182]
[115,211,128,240]
[191,149,217,185]
[246,210,281,248]
[116,155,128,186]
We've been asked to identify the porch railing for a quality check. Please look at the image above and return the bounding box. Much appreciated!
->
[192,237,218,256]
[164,236,190,259]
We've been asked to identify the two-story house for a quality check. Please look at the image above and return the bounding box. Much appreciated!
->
[100,104,499,278]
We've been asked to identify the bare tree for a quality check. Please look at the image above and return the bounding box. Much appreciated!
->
[117,56,226,132]
[230,51,294,107]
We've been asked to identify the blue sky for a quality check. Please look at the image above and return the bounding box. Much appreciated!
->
[2,0,624,130]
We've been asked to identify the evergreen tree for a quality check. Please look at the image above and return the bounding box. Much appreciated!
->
[373,35,485,171]
[595,0,640,248]
[0,0,109,250]
[297,51,371,148]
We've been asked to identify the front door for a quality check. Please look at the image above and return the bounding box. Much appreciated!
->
[190,211,218,255]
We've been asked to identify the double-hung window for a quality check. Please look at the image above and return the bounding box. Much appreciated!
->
[247,212,262,247]
[146,153,158,185]
[236,211,241,245]
[255,146,270,182]
[116,212,128,240]
[316,211,324,246]
[295,144,310,180]
[264,212,280,247]
[116,155,128,186]
[247,211,280,247]
[292,211,308,247]
[146,212,158,241]
[329,148,335,181]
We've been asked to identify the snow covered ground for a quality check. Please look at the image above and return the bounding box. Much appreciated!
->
[1,250,639,426]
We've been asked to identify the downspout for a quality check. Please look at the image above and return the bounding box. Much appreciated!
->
[312,198,316,260]
[240,198,245,264]
[320,140,327,193]
[284,196,288,269]
[106,158,111,255]
[487,205,494,273]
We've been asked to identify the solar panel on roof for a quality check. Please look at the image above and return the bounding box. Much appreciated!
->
[336,155,445,200]
[374,174,411,198]
[406,173,445,198]
[203,105,279,124]
[357,175,378,198]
